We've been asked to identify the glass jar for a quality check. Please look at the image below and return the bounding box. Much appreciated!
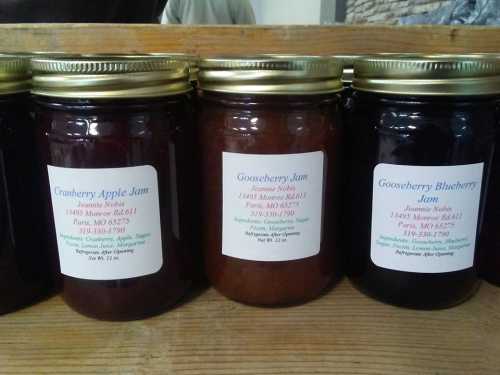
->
[479,90,500,285]
[346,55,500,309]
[31,56,196,320]
[0,56,53,314]
[198,56,343,306]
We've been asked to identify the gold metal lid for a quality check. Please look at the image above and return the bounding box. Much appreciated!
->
[0,55,31,95]
[353,55,500,96]
[198,56,343,95]
[31,56,192,99]
[148,53,199,82]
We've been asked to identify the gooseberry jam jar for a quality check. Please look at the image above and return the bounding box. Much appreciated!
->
[0,55,53,314]
[31,56,196,320]
[198,56,343,306]
[346,55,500,309]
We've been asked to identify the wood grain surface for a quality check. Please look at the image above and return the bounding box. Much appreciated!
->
[1,279,499,375]
[0,24,499,55]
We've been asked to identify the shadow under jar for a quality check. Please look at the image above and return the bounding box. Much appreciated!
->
[0,56,53,314]
[31,56,196,321]
[345,55,500,309]
[198,56,344,306]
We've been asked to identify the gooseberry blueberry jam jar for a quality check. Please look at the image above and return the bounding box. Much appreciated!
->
[345,55,500,309]
[198,56,344,306]
[0,55,53,314]
[31,56,196,320]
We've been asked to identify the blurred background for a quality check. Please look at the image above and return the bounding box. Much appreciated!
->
[1,0,498,25]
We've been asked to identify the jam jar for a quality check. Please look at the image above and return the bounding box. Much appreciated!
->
[198,56,343,306]
[0,55,53,314]
[31,56,196,320]
[479,62,500,286]
[345,55,500,309]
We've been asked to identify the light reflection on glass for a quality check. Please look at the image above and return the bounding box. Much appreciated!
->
[89,122,99,136]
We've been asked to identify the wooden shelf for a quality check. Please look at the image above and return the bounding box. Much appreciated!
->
[0,24,499,55]
[1,279,499,374]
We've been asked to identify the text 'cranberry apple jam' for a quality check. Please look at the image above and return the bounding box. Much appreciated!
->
[0,55,53,314]
[31,55,197,320]
[346,55,500,309]
[198,56,344,306]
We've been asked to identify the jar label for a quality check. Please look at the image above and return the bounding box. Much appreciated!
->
[222,151,324,261]
[371,163,483,273]
[47,165,163,280]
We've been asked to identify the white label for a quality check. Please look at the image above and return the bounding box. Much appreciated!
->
[222,151,324,262]
[48,165,163,280]
[371,163,483,273]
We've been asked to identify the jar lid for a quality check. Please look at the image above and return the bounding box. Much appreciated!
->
[0,55,31,95]
[198,56,343,95]
[31,56,192,99]
[148,53,199,82]
[353,55,500,96]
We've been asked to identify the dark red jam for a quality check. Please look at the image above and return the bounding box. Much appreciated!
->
[346,91,496,309]
[198,91,343,306]
[0,92,52,314]
[33,95,196,320]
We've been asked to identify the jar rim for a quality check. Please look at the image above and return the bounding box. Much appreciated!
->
[337,53,423,84]
[31,55,192,99]
[353,55,500,96]
[0,55,31,95]
[198,55,343,95]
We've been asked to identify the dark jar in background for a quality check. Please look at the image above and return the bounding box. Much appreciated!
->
[31,56,196,320]
[198,56,344,306]
[0,56,53,314]
[345,55,500,309]
[479,81,500,286]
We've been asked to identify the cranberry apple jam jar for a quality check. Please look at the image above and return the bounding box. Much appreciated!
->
[345,55,500,309]
[31,56,196,320]
[198,56,343,306]
[0,56,53,314]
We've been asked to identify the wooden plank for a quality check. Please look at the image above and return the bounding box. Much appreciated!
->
[0,279,499,375]
[0,24,499,55]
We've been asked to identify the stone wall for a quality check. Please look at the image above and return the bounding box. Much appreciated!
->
[346,0,452,24]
